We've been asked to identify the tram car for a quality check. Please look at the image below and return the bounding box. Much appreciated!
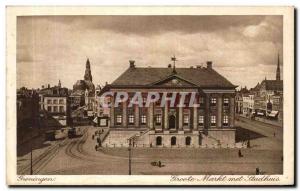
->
[68,127,77,138]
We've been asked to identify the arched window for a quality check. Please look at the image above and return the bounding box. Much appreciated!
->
[185,136,191,145]
[156,136,162,146]
[171,136,176,146]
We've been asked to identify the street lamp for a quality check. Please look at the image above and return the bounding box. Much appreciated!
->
[29,126,33,175]
[128,138,132,175]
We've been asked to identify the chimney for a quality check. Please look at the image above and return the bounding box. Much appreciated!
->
[42,85,44,89]
[196,65,201,69]
[168,64,172,68]
[48,84,50,88]
[206,61,212,69]
[129,60,135,68]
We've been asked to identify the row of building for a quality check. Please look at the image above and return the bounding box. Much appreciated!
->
[17,55,283,147]
[235,55,283,123]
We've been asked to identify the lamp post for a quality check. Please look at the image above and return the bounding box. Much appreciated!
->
[29,126,33,175]
[128,138,132,175]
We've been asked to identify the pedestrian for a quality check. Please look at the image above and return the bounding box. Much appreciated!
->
[92,135,94,140]
[158,161,162,168]
[247,140,250,148]
[97,137,100,143]
[274,132,276,137]
[95,145,98,151]
[256,167,260,175]
[238,149,243,157]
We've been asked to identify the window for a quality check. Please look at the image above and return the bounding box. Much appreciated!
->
[183,115,189,125]
[171,136,176,146]
[53,106,58,112]
[47,106,51,112]
[185,137,191,145]
[155,100,161,107]
[142,97,147,105]
[210,115,216,126]
[59,106,64,112]
[210,97,217,106]
[107,97,111,105]
[223,98,229,106]
[141,115,147,125]
[223,115,229,126]
[199,97,204,107]
[53,99,58,104]
[198,115,204,126]
[59,99,64,104]
[128,115,135,125]
[116,115,122,125]
[156,136,162,146]
[155,114,162,125]
[47,99,52,104]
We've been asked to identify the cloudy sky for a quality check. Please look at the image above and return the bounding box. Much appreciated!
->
[17,15,283,89]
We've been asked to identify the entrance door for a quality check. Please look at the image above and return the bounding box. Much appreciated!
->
[168,115,176,129]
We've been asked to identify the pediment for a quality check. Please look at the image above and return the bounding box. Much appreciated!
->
[152,75,197,87]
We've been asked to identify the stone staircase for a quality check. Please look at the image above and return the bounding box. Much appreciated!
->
[102,130,141,147]
[201,132,221,147]
[129,129,151,146]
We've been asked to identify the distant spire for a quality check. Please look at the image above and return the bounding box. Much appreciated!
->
[84,58,93,81]
[58,79,61,87]
[276,53,281,81]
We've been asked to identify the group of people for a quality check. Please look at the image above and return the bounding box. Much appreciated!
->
[93,129,104,151]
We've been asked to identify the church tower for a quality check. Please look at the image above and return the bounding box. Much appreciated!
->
[276,53,280,81]
[84,58,93,82]
[58,79,61,87]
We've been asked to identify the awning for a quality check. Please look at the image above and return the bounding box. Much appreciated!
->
[268,110,279,117]
[257,112,264,116]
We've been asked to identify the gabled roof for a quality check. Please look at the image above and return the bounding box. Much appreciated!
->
[38,86,69,97]
[110,67,236,89]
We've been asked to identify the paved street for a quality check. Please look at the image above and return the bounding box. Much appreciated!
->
[17,119,283,175]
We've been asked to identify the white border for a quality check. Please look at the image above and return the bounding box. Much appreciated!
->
[6,6,294,186]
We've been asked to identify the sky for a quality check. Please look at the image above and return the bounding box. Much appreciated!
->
[17,15,283,90]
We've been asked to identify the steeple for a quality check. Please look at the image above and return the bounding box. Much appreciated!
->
[276,53,281,81]
[84,58,93,82]
[58,79,61,87]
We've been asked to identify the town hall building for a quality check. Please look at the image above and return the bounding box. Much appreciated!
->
[99,59,237,148]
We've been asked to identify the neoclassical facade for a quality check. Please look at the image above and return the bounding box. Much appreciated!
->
[100,60,237,147]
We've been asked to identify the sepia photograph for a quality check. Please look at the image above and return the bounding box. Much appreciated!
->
[6,6,294,185]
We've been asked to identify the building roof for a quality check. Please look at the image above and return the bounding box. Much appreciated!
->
[17,87,38,99]
[73,80,95,93]
[262,80,283,91]
[110,67,236,89]
[38,86,69,97]
[70,90,85,97]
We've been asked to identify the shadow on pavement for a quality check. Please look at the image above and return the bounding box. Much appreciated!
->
[235,126,266,142]
[17,135,51,157]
